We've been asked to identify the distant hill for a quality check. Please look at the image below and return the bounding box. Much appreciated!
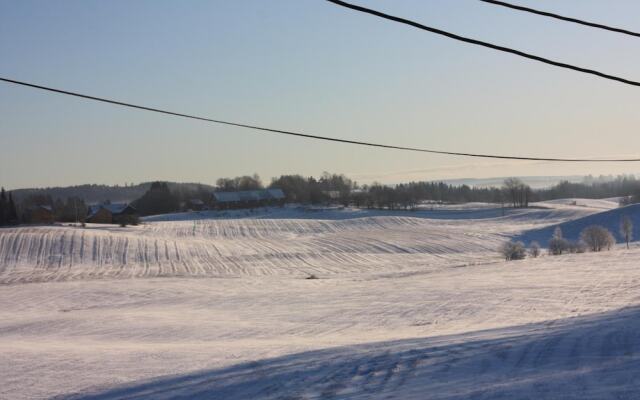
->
[442,175,586,189]
[11,182,216,204]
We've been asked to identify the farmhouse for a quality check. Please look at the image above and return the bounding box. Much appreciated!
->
[86,203,138,224]
[186,198,207,211]
[29,205,54,224]
[211,189,285,209]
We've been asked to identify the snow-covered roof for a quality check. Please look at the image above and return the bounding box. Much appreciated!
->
[213,192,241,203]
[213,189,285,203]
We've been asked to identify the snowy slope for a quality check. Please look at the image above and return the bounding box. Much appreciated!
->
[2,202,639,399]
[515,203,640,246]
[0,216,506,284]
[0,205,607,284]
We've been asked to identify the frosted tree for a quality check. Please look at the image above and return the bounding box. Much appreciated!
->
[500,241,526,261]
[549,226,569,255]
[620,216,633,249]
[580,225,616,252]
[529,241,540,258]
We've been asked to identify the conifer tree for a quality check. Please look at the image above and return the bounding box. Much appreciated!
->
[0,187,6,225]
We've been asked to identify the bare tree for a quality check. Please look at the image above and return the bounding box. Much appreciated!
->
[501,241,527,261]
[580,225,616,252]
[620,216,633,249]
[502,178,532,208]
[528,241,540,258]
[503,178,521,208]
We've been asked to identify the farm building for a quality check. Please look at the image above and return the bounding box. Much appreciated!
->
[86,203,138,224]
[28,205,54,224]
[186,198,207,211]
[211,189,285,209]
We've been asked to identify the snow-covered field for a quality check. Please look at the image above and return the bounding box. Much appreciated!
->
[1,201,639,399]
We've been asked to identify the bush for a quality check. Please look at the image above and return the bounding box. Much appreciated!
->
[117,214,140,227]
[567,240,587,254]
[619,196,633,207]
[528,241,540,258]
[501,241,526,261]
[580,225,616,252]
[548,237,569,255]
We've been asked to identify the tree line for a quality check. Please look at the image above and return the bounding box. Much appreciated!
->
[268,174,640,210]
[537,175,640,204]
[4,173,640,224]
[0,188,18,226]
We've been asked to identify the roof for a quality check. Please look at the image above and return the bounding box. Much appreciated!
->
[213,192,241,203]
[213,189,285,203]
[87,203,135,218]
[189,199,205,205]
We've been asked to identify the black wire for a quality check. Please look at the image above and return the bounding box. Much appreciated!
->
[479,0,640,38]
[2,76,639,162]
[326,0,640,87]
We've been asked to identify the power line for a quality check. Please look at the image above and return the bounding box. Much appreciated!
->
[479,0,640,38]
[326,0,640,87]
[2,77,639,162]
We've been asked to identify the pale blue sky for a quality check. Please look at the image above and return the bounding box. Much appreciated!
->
[2,0,640,189]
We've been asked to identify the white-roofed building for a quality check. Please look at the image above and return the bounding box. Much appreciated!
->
[86,203,137,224]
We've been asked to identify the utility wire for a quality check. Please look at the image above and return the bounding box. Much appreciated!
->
[479,0,640,38]
[326,0,640,87]
[2,77,639,162]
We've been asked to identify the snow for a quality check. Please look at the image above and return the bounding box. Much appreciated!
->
[1,202,639,399]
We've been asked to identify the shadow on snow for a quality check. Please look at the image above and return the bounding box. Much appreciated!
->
[60,306,640,400]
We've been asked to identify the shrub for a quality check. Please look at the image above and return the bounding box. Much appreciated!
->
[501,241,526,261]
[580,225,616,252]
[548,237,570,255]
[619,196,633,207]
[567,240,587,254]
[528,241,540,258]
